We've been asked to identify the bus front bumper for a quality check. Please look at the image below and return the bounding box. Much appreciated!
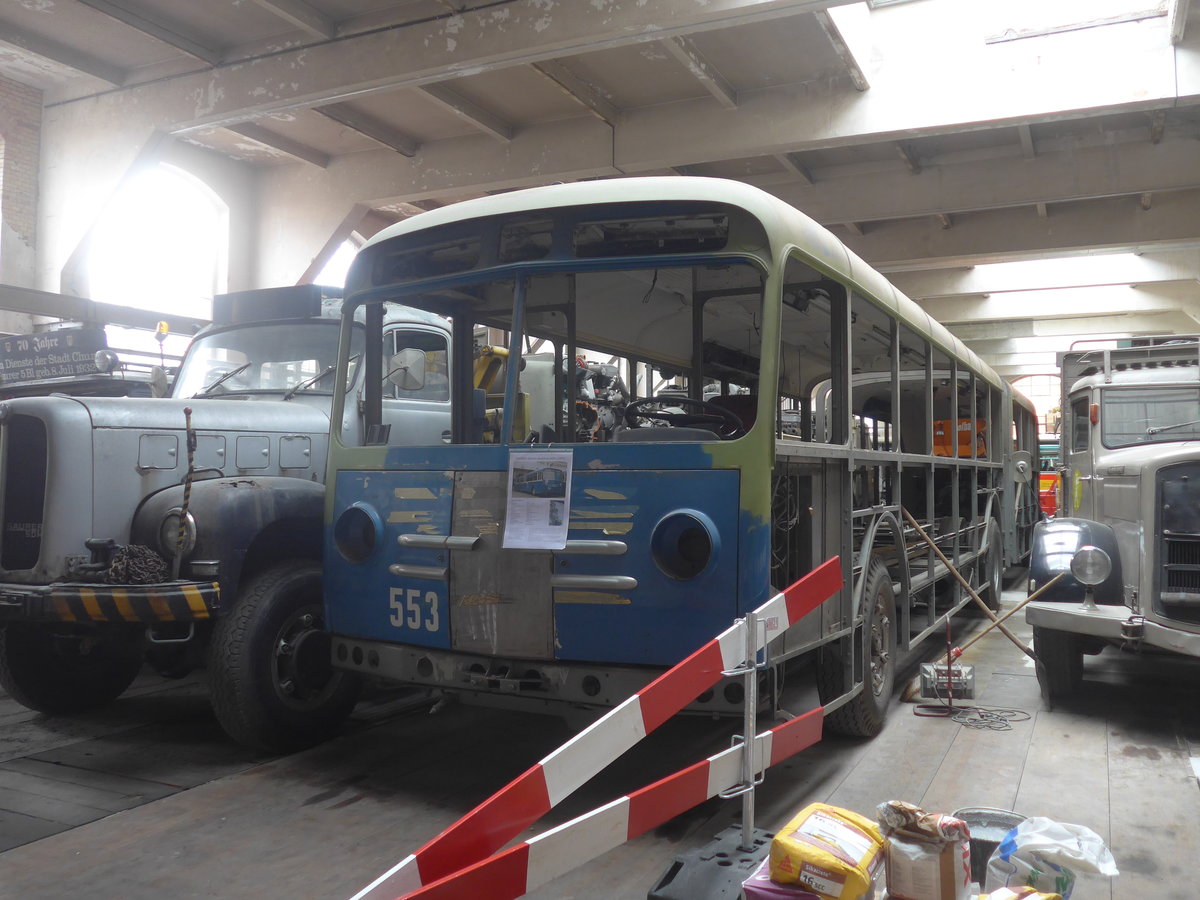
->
[1026,601,1200,658]
[331,635,751,715]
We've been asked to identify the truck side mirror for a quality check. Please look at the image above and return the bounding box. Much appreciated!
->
[385,348,427,391]
[150,366,170,398]
[1012,449,1034,484]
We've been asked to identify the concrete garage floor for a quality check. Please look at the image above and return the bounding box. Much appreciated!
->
[1,581,1198,899]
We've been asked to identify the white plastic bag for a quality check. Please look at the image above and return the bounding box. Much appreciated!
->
[983,817,1118,900]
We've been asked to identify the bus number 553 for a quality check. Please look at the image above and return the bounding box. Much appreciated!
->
[389,587,440,632]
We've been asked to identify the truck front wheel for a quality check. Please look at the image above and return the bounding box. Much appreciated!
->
[0,624,143,713]
[1033,626,1083,700]
[208,561,360,753]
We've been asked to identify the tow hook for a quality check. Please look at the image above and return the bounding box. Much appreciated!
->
[1121,615,1145,640]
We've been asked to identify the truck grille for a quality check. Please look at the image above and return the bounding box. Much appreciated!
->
[1,414,47,570]
[1157,463,1200,626]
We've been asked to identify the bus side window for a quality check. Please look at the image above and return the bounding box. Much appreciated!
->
[849,292,895,452]
[897,325,929,454]
[780,253,846,443]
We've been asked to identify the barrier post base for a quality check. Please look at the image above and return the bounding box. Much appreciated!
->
[646,824,773,900]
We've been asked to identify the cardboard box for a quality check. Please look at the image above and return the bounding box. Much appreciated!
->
[885,829,971,900]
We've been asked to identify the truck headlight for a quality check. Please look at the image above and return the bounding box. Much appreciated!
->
[159,507,197,558]
[1070,545,1111,586]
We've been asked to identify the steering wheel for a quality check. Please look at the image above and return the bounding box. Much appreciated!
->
[623,396,746,438]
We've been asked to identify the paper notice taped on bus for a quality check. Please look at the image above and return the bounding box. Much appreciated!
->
[503,449,573,549]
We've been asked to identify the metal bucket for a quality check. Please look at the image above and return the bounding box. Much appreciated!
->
[952,807,1026,884]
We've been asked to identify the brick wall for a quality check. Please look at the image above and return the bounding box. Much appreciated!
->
[0,75,43,277]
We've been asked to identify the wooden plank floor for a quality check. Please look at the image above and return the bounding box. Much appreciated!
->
[0,582,1197,898]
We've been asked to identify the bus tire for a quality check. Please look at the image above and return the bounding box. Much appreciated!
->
[208,561,360,753]
[1033,626,1082,699]
[818,558,896,737]
[981,518,1003,612]
[0,623,143,713]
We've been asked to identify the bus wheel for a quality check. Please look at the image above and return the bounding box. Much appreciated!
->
[1033,626,1082,700]
[818,558,896,737]
[981,519,1003,612]
[209,561,361,753]
[0,624,143,713]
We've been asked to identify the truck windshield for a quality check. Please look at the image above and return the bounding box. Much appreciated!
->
[1102,386,1200,447]
[173,321,361,398]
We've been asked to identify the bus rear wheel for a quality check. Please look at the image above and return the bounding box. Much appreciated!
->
[818,558,896,737]
[0,623,143,713]
[980,518,1003,612]
[208,561,361,753]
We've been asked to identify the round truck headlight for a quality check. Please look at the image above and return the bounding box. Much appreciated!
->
[1070,545,1111,586]
[651,510,718,580]
[159,508,197,558]
[334,502,382,563]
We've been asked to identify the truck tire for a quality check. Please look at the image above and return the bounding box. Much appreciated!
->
[208,561,360,753]
[0,623,143,713]
[1033,626,1082,699]
[818,558,896,737]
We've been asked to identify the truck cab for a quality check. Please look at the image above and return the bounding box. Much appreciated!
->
[1026,339,1200,698]
[0,285,451,751]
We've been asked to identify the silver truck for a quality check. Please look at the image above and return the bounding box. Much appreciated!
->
[1026,338,1200,698]
[0,285,451,751]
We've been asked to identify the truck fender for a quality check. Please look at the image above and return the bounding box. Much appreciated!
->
[1028,517,1124,604]
[131,476,326,611]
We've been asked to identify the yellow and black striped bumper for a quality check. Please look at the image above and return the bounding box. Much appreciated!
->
[0,582,219,624]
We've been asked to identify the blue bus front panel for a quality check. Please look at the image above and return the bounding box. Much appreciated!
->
[325,465,741,668]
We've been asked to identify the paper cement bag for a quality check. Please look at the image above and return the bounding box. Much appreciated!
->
[769,803,885,900]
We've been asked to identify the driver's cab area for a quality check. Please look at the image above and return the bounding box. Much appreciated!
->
[352,254,765,449]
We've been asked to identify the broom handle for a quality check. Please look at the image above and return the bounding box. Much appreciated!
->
[955,572,1066,655]
[901,507,1038,662]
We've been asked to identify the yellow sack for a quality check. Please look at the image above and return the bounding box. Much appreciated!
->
[768,803,885,900]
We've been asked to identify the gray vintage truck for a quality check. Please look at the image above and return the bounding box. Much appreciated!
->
[0,285,451,751]
[1026,338,1200,698]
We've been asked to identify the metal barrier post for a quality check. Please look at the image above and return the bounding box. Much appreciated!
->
[716,611,767,852]
[739,611,758,851]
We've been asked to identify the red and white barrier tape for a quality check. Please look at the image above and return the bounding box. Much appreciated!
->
[350,557,842,900]
[402,707,823,900]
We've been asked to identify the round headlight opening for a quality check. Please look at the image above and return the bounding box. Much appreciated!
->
[1070,545,1111,586]
[158,508,196,558]
[651,511,715,580]
[334,503,380,563]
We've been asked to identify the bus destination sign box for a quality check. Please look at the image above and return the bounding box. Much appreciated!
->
[0,327,107,385]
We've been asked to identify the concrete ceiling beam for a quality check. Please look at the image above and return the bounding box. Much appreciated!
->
[85,0,850,133]
[417,84,513,142]
[249,0,335,40]
[0,283,207,332]
[316,103,420,157]
[917,282,1200,325]
[74,0,223,66]
[949,312,1191,342]
[0,25,126,85]
[224,123,331,167]
[852,190,1200,270]
[660,36,738,109]
[531,60,622,126]
[814,7,868,91]
[888,248,1200,298]
[759,132,1200,225]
